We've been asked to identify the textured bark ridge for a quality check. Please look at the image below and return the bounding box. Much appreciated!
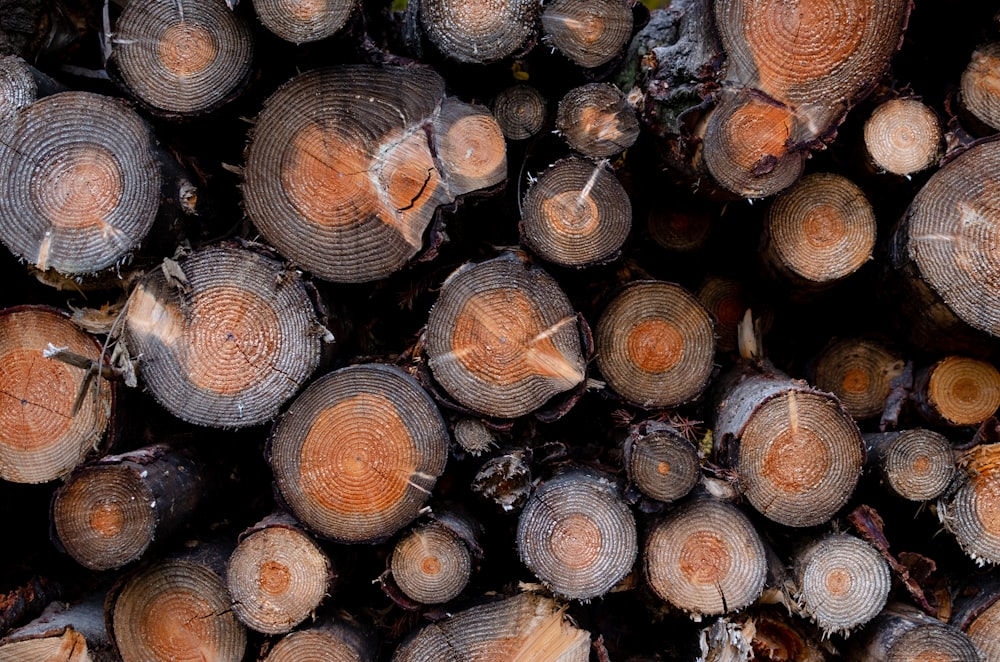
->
[243,64,506,284]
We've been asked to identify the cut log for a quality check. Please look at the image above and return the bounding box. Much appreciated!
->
[122,243,324,428]
[914,355,1000,428]
[595,280,715,409]
[644,496,767,617]
[388,520,472,605]
[793,533,891,636]
[541,0,633,69]
[811,337,906,421]
[0,54,62,121]
[696,607,833,662]
[107,540,247,662]
[762,172,877,293]
[647,202,714,254]
[424,251,587,419]
[51,444,205,571]
[492,84,547,141]
[940,443,1000,565]
[0,91,161,276]
[624,420,701,504]
[262,615,375,661]
[242,64,506,284]
[0,305,113,484]
[960,42,1000,133]
[863,98,943,176]
[268,363,449,544]
[865,429,956,502]
[696,276,748,354]
[520,156,632,268]
[227,510,333,635]
[107,0,253,116]
[416,0,539,64]
[849,601,983,661]
[0,592,111,661]
[713,361,865,527]
[252,0,355,44]
[516,468,637,601]
[391,592,590,661]
[953,574,1000,662]
[555,83,640,158]
[0,576,63,635]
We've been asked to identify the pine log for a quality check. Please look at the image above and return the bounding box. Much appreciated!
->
[451,417,497,456]
[0,53,62,121]
[761,172,876,294]
[541,0,633,69]
[252,0,355,44]
[416,0,539,64]
[849,601,983,661]
[51,443,205,571]
[0,305,113,484]
[492,84,547,141]
[953,574,1000,662]
[696,276,748,355]
[391,592,590,661]
[520,156,632,268]
[0,91,162,277]
[863,98,943,176]
[268,363,448,544]
[423,251,587,419]
[713,360,865,527]
[623,420,701,504]
[387,518,473,606]
[940,443,1000,566]
[595,280,715,409]
[242,64,506,284]
[107,0,253,117]
[865,429,956,502]
[261,614,375,661]
[792,533,891,636]
[960,42,1000,134]
[122,243,324,428]
[811,337,906,421]
[107,540,247,662]
[517,468,637,601]
[555,83,639,158]
[644,496,767,617]
[0,592,112,661]
[914,356,1000,428]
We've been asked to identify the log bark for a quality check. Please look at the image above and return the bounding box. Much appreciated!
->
[555,83,639,158]
[0,592,112,661]
[865,429,956,502]
[863,97,943,176]
[541,0,633,70]
[268,363,449,544]
[252,0,355,44]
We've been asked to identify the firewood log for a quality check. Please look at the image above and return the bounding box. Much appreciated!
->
[391,592,590,661]
[940,443,1000,566]
[0,53,62,121]
[960,43,1000,134]
[848,601,983,661]
[226,510,334,635]
[696,606,835,662]
[451,417,497,456]
[471,449,532,512]
[517,467,637,601]
[107,540,247,662]
[913,356,1000,428]
[106,0,253,117]
[865,429,957,502]
[595,280,715,409]
[541,0,633,70]
[492,84,547,141]
[696,276,749,355]
[0,575,63,635]
[520,155,632,268]
[953,572,1000,662]
[51,443,205,571]
[0,592,112,661]
[415,0,540,65]
[122,242,326,428]
[811,337,906,421]
[260,613,375,661]
[623,420,701,504]
[555,83,639,158]
[423,251,587,419]
[647,200,714,254]
[268,363,449,544]
[0,305,113,484]
[252,0,355,44]
[863,98,943,177]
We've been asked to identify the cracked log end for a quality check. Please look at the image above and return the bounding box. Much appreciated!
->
[0,306,111,484]
[269,364,448,544]
[122,244,323,428]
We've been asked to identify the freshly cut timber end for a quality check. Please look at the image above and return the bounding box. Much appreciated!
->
[941,444,1000,566]
[391,521,472,605]
[424,252,586,419]
[961,42,1000,132]
[122,244,323,428]
[516,469,637,601]
[644,497,767,617]
[252,0,355,44]
[864,98,943,176]
[391,592,591,661]
[418,0,540,64]
[541,0,633,69]
[764,172,876,286]
[555,83,640,158]
[109,0,253,115]
[521,156,632,267]
[625,423,701,503]
[0,306,112,484]
[492,84,547,140]
[0,91,161,276]
[263,617,374,661]
[737,389,864,527]
[878,429,956,502]
[813,337,905,420]
[595,280,715,409]
[794,534,890,635]
[269,364,449,544]
[243,64,506,283]
[926,356,1000,427]
[901,138,1000,339]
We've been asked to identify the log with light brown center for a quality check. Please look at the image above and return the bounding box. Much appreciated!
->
[813,337,905,421]
[541,0,633,69]
[864,98,943,176]
[555,83,639,158]
[866,429,956,502]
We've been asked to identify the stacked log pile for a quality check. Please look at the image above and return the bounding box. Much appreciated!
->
[2,0,1000,660]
